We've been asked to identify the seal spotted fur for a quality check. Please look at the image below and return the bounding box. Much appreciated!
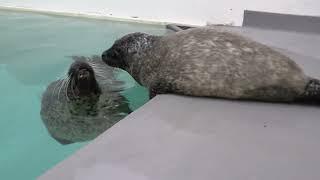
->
[40,56,131,144]
[102,27,320,104]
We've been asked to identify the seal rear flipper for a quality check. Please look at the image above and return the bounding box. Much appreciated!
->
[295,78,320,105]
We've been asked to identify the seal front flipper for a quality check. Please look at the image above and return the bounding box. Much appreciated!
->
[52,135,74,145]
[149,87,157,99]
[148,80,173,99]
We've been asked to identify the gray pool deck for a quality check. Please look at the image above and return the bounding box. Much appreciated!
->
[39,11,320,180]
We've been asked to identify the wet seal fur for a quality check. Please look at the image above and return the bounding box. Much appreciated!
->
[40,56,131,145]
[102,27,320,104]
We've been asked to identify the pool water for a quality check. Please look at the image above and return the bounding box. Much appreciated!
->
[0,10,166,179]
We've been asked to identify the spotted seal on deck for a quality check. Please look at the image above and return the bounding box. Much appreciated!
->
[40,56,131,144]
[101,27,320,104]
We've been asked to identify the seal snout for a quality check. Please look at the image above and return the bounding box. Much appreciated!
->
[101,49,119,68]
[78,69,90,80]
[67,60,101,96]
[101,50,108,62]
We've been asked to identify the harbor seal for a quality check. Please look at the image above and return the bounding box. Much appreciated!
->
[40,56,132,145]
[101,27,320,104]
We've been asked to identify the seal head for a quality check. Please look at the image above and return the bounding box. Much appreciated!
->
[68,60,101,97]
[101,32,156,69]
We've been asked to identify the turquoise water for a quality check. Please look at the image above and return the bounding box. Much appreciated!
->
[0,10,166,179]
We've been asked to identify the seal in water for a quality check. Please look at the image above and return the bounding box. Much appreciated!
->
[101,27,320,104]
[40,56,132,145]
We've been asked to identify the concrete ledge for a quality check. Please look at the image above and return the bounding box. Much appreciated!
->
[243,10,320,34]
[39,94,320,180]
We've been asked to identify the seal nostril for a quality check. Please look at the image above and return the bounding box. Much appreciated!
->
[78,69,90,79]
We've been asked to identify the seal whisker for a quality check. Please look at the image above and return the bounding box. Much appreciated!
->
[93,71,105,75]
[94,68,105,71]
[90,68,104,72]
[64,76,71,101]
[52,79,63,98]
[87,64,108,74]
[60,78,69,100]
[56,80,62,100]
[70,78,76,97]
[57,79,66,100]
[92,70,109,76]
[51,69,69,97]
[51,81,59,97]
[67,77,72,99]
[89,65,103,69]
[62,78,67,100]
[89,66,105,72]
[87,61,104,68]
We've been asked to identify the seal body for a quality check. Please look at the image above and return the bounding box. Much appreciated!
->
[102,27,320,103]
[40,56,131,144]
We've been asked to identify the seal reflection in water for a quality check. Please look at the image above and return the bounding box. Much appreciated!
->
[40,56,132,145]
[102,27,320,104]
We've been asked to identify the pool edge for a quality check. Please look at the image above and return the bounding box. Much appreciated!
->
[0,5,170,26]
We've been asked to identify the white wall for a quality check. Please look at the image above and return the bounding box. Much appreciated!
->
[0,0,320,26]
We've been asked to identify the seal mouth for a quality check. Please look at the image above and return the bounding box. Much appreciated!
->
[77,69,90,81]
